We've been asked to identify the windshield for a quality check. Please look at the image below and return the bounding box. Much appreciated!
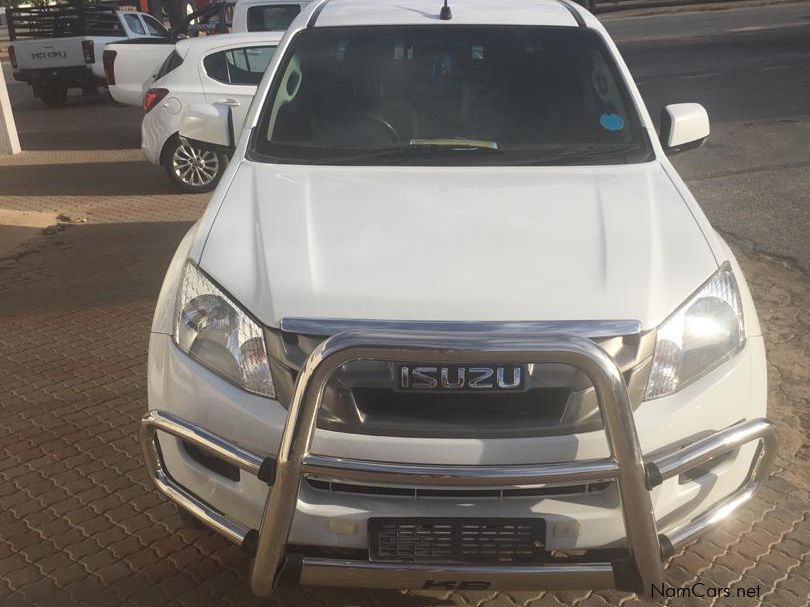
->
[252,26,653,166]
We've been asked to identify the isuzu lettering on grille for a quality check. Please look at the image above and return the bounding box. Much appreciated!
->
[398,365,524,391]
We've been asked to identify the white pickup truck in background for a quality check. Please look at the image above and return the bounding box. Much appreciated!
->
[103,1,227,108]
[7,3,164,107]
[105,0,310,107]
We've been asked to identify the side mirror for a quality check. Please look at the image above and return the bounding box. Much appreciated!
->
[660,103,710,154]
[179,102,234,153]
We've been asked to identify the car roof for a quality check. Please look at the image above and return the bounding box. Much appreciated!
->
[311,0,583,28]
[176,31,285,56]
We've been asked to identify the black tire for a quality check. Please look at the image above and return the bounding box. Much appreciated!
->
[40,86,67,108]
[163,136,227,194]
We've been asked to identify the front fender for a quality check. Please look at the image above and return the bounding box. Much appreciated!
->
[151,221,199,335]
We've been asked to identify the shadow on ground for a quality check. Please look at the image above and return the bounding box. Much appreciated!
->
[19,126,142,152]
[0,220,193,318]
[0,162,180,196]
[7,81,145,152]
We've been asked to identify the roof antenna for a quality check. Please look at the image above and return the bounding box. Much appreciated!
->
[440,0,452,20]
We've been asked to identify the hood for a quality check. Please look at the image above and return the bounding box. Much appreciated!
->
[199,161,717,331]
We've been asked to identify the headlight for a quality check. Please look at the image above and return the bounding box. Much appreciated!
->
[174,262,275,398]
[646,265,745,400]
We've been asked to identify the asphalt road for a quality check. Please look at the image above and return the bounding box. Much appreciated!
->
[606,1,810,271]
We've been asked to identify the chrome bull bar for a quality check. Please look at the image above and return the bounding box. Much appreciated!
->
[139,330,777,596]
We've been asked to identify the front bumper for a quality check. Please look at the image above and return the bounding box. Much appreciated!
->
[141,329,777,596]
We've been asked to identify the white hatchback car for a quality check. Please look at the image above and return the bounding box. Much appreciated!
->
[141,32,282,193]
[141,0,777,597]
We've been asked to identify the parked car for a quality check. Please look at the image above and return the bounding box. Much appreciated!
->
[231,0,312,32]
[105,0,309,107]
[6,3,163,107]
[104,1,228,108]
[141,32,282,193]
[140,0,777,598]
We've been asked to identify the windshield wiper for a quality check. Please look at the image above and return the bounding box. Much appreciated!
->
[271,141,644,166]
[304,139,502,165]
[408,138,500,151]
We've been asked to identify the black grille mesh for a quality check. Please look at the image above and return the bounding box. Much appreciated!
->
[369,518,546,564]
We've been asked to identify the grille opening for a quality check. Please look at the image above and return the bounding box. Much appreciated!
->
[370,518,546,564]
[331,387,571,438]
[306,478,611,499]
[181,440,240,482]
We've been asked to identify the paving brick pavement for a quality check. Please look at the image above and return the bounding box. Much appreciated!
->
[0,103,808,607]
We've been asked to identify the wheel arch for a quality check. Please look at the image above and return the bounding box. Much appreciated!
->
[159,132,182,168]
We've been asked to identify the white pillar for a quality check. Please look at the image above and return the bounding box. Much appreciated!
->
[0,62,21,155]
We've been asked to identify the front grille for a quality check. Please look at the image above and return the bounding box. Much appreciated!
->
[306,478,611,499]
[265,324,655,439]
[369,518,546,564]
[348,386,570,438]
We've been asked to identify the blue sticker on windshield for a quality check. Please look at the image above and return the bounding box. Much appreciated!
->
[600,113,624,132]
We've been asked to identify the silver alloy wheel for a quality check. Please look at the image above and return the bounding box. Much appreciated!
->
[172,143,220,188]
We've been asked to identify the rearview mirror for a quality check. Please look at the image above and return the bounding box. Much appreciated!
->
[179,102,234,153]
[660,103,710,154]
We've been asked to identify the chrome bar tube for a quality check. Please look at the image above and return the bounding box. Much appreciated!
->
[141,410,265,476]
[139,410,257,545]
[137,364,777,595]
[581,342,665,592]
[249,330,665,595]
[301,454,620,487]
[649,418,775,484]
[660,419,778,552]
[298,559,618,590]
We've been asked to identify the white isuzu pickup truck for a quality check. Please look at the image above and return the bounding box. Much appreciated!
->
[140,0,777,597]
[7,3,162,107]
[105,0,311,106]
